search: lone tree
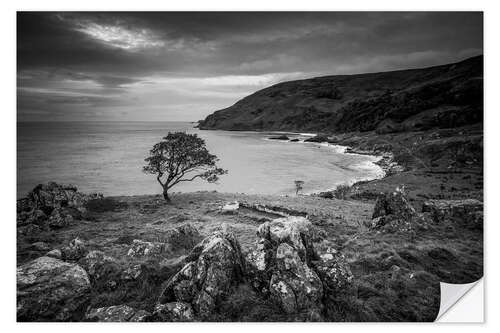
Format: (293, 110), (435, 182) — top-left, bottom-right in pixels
(143, 132), (227, 202)
(294, 180), (305, 195)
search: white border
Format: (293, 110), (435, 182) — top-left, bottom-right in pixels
(2, 1), (497, 332)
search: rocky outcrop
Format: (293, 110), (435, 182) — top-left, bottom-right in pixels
(268, 135), (290, 140)
(221, 201), (239, 214)
(61, 237), (88, 261)
(158, 228), (245, 318)
(20, 182), (102, 214)
(80, 250), (119, 282)
(269, 243), (323, 319)
(127, 239), (170, 257)
(150, 302), (194, 322)
(422, 199), (483, 230)
(372, 188), (416, 220)
(86, 305), (150, 322)
(162, 224), (202, 251)
(17, 256), (91, 321)
(304, 135), (329, 143)
(17, 182), (102, 234)
(246, 216), (352, 320)
(47, 207), (74, 228)
(368, 188), (431, 233)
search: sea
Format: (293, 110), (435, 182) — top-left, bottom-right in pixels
(17, 121), (384, 198)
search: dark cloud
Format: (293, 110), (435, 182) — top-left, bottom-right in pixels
(17, 12), (483, 121)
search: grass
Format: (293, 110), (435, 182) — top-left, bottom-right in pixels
(17, 177), (482, 321)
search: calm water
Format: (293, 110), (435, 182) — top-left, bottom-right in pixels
(17, 122), (384, 198)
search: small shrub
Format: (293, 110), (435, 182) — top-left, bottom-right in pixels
(294, 180), (305, 195)
(333, 184), (351, 200)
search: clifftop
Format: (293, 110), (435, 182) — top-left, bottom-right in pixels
(198, 55), (483, 133)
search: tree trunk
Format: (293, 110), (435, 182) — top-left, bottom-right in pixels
(163, 188), (171, 203)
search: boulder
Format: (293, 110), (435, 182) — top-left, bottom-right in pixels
(79, 250), (119, 281)
(312, 248), (353, 293)
(268, 135), (290, 140)
(158, 229), (245, 317)
(127, 239), (170, 257)
(86, 305), (136, 322)
(422, 199), (483, 230)
(18, 224), (42, 238)
(17, 256), (91, 321)
(269, 243), (323, 318)
(47, 207), (74, 228)
(86, 305), (150, 322)
(256, 216), (317, 264)
(304, 135), (329, 143)
(46, 248), (62, 259)
(129, 309), (151, 322)
(151, 302), (194, 322)
(61, 237), (87, 261)
(372, 188), (416, 220)
(31, 241), (51, 252)
(22, 209), (48, 227)
(162, 224), (202, 251)
(34, 182), (101, 210)
(246, 216), (352, 319)
(221, 201), (239, 214)
(121, 264), (143, 281)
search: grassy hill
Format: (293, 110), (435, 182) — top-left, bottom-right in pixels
(198, 56), (483, 133)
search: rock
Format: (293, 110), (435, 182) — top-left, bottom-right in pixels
(22, 209), (48, 227)
(221, 201), (239, 214)
(17, 182), (102, 236)
(368, 215), (414, 233)
(18, 224), (42, 238)
(129, 309), (151, 322)
(245, 238), (273, 292)
(21, 182), (102, 216)
(127, 239), (170, 257)
(268, 135), (290, 140)
(31, 241), (51, 252)
(256, 216), (317, 264)
(86, 305), (150, 322)
(151, 302), (194, 322)
(17, 256), (91, 321)
(121, 264), (142, 281)
(422, 199), (483, 230)
(46, 249), (62, 259)
(158, 229), (245, 317)
(79, 250), (118, 281)
(304, 135), (329, 143)
(368, 188), (421, 233)
(86, 305), (136, 322)
(162, 224), (202, 251)
(372, 188), (416, 220)
(61, 237), (87, 261)
(312, 248), (353, 293)
(17, 197), (32, 213)
(269, 243), (323, 318)
(247, 216), (352, 319)
(47, 207), (74, 228)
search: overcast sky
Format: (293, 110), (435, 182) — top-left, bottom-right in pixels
(17, 12), (483, 122)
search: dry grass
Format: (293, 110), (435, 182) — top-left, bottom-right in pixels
(17, 189), (482, 321)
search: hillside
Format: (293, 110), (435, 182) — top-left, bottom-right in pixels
(198, 56), (483, 133)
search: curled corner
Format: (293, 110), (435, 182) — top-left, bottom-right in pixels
(436, 278), (483, 322)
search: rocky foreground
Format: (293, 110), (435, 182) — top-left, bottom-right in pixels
(17, 182), (483, 322)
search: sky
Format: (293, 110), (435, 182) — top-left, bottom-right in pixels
(17, 12), (483, 122)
